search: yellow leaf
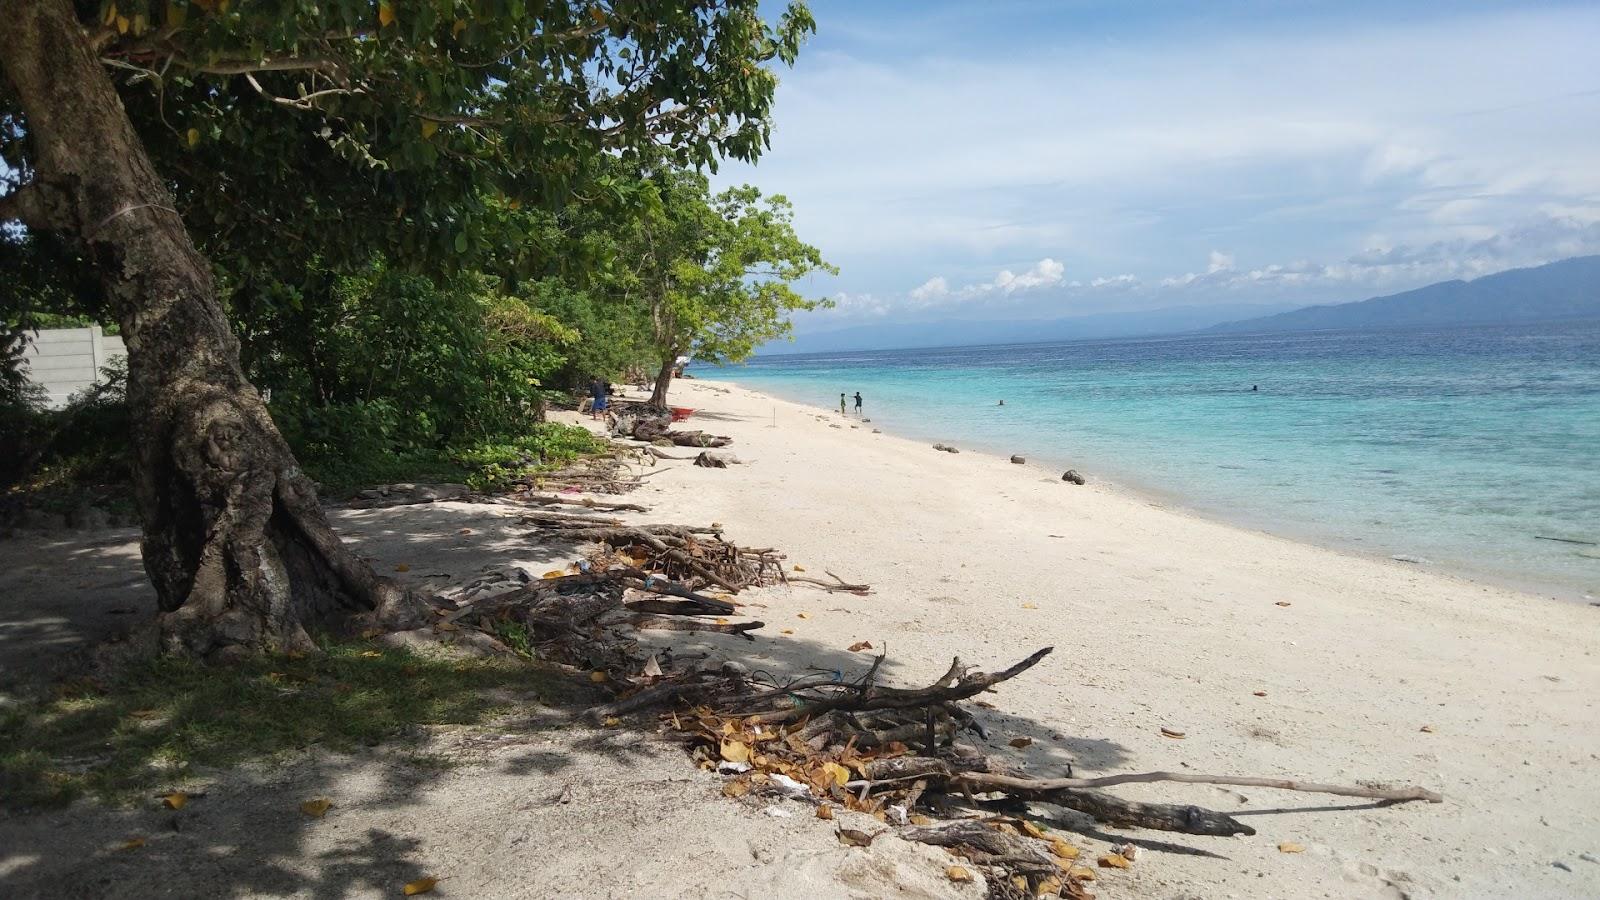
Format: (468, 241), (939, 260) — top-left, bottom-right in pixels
(716, 618), (729, 625)
(1035, 877), (1063, 896)
(1021, 601), (1039, 609)
(116, 14), (130, 34)
(720, 740), (750, 763)
(1020, 819), (1047, 839)
(165, 1), (188, 26)
(394, 563), (410, 572)
(118, 836), (146, 851)
(602, 716), (622, 727)
(792, 564), (806, 572)
(1010, 875), (1028, 893)
(377, 2), (395, 28)
(945, 865), (972, 883)
(816, 804), (833, 820)
(822, 762), (850, 788)
(104, 3), (118, 26)
(161, 792), (187, 810)
(452, 17), (466, 37)
(909, 814), (934, 826)
(781, 629), (794, 635)
(543, 570), (566, 579)
(402, 877), (437, 896)
(420, 119), (439, 139)
(1278, 841), (1306, 853)
(360, 650), (382, 658)
(1098, 852), (1131, 868)
(1068, 866), (1096, 881)
(796, 612), (810, 619)
(1050, 837), (1080, 859)
(300, 798), (332, 818)
(589, 670), (608, 683)
(722, 779), (750, 798)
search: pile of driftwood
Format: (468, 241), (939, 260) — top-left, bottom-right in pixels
(521, 511), (870, 595)
(425, 513), (1439, 898)
(608, 647), (1442, 898)
(611, 408), (733, 448)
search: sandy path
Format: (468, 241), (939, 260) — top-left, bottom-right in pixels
(614, 377), (1600, 898)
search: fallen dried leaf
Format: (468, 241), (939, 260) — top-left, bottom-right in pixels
(796, 612), (811, 619)
(909, 814), (935, 826)
(716, 618), (730, 625)
(161, 792), (188, 810)
(793, 564), (806, 572)
(1068, 866), (1096, 881)
(1009, 736), (1033, 748)
(1037, 876), (1063, 896)
(1160, 727), (1186, 739)
(359, 650), (382, 658)
(299, 798), (332, 818)
(603, 716), (622, 727)
(1253, 691), (1267, 697)
(1117, 842), (1139, 862)
(1278, 841), (1306, 853)
(641, 655), (663, 678)
(847, 640), (874, 652)
(589, 670), (608, 683)
(822, 761), (851, 788)
(1021, 602), (1039, 609)
(781, 628), (795, 635)
(1275, 600), (1291, 607)
(1098, 852), (1131, 869)
(723, 779), (751, 798)
(1010, 875), (1029, 893)
(720, 740), (751, 764)
(946, 865), (973, 883)
(1020, 819), (1047, 839)
(1420, 724), (1435, 733)
(402, 876), (438, 895)
(1051, 837), (1081, 859)
(543, 570), (566, 579)
(837, 828), (877, 847)
(394, 563), (410, 573)
(816, 804), (834, 820)
(433, 621), (459, 632)
(458, 528), (471, 534)
(118, 837), (146, 851)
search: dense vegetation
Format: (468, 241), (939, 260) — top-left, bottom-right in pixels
(2, 2), (830, 511)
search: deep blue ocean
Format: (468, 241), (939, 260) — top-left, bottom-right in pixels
(708, 320), (1600, 600)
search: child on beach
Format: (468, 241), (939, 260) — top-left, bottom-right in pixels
(840, 393), (847, 414)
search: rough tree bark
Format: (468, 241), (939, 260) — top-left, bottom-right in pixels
(0, 0), (423, 657)
(649, 356), (676, 408)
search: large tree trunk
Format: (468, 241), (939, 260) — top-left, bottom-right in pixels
(0, 0), (423, 657)
(649, 358), (676, 408)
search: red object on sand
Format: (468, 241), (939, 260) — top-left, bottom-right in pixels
(669, 406), (695, 422)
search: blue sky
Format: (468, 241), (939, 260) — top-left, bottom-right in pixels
(717, 0), (1600, 333)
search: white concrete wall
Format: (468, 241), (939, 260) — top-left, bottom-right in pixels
(18, 326), (127, 409)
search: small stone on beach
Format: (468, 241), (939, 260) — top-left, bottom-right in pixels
(1062, 470), (1085, 484)
(1010, 455), (1026, 464)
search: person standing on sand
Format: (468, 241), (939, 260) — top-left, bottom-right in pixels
(840, 393), (847, 415)
(589, 377), (609, 420)
(853, 391), (863, 416)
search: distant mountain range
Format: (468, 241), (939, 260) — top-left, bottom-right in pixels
(767, 255), (1600, 356)
(1206, 255), (1600, 334)
(766, 302), (1297, 355)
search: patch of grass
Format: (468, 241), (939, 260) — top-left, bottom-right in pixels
(0, 642), (587, 809)
(302, 423), (607, 495)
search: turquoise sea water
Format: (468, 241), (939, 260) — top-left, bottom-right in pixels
(708, 321), (1600, 600)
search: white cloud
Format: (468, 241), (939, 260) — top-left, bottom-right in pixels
(1089, 274), (1139, 289)
(1206, 251), (1235, 274)
(908, 276), (948, 302)
(991, 258), (1064, 294)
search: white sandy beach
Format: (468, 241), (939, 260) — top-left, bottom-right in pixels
(4, 376), (1597, 899)
(611, 377), (1600, 898)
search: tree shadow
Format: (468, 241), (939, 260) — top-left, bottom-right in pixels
(0, 496), (1339, 898)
